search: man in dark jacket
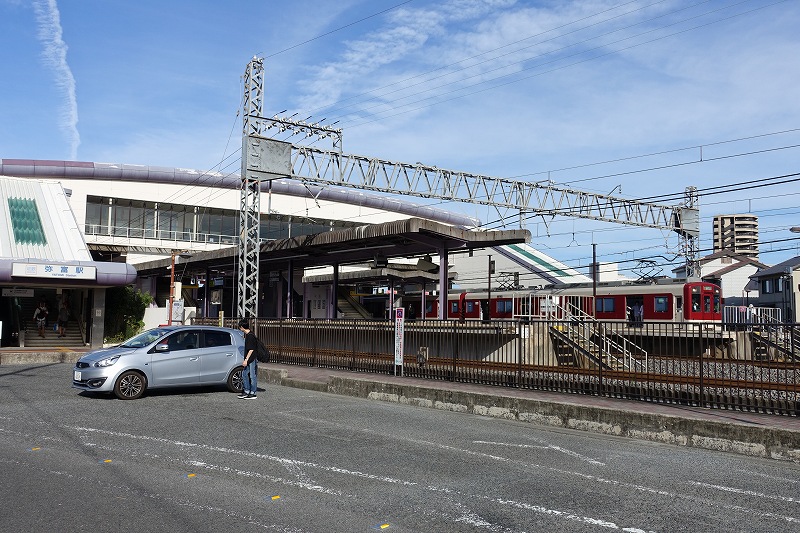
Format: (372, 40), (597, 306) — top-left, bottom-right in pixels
(237, 319), (258, 399)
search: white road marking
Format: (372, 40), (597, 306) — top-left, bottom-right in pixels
(748, 471), (800, 485)
(186, 459), (345, 496)
(436, 489), (656, 532)
(3, 420), (798, 528)
(689, 481), (800, 504)
(0, 457), (313, 532)
(68, 425), (417, 486)
(473, 439), (606, 466)
(65, 425), (656, 531)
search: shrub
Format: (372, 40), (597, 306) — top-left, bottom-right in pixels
(104, 286), (153, 343)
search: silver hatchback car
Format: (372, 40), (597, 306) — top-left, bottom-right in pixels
(72, 325), (245, 399)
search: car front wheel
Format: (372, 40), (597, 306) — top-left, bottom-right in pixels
(114, 370), (146, 400)
(226, 368), (243, 393)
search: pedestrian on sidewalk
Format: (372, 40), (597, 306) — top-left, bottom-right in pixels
(33, 300), (49, 338)
(57, 302), (70, 338)
(238, 319), (258, 399)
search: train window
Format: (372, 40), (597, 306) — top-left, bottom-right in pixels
(691, 294), (701, 312)
(676, 296), (683, 311)
(466, 302), (474, 313)
(426, 302), (433, 314)
(714, 295), (720, 313)
(495, 300), (512, 314)
(654, 296), (669, 313)
(595, 297), (615, 313)
(451, 302), (459, 314)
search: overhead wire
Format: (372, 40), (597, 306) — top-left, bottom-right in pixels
(477, 170), (800, 231)
(256, 1), (414, 60)
(521, 127), (800, 183)
(454, 234), (800, 286)
(121, 1), (796, 275)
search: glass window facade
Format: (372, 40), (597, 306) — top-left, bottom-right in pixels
(84, 196), (355, 244)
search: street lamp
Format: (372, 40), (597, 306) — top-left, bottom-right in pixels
(168, 250), (192, 325)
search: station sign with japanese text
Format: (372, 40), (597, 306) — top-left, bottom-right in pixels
(12, 263), (97, 280)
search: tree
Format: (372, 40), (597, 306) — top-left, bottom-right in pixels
(104, 286), (153, 343)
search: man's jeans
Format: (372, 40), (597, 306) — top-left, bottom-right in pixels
(243, 359), (258, 395)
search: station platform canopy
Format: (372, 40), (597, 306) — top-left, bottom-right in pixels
(134, 217), (530, 277)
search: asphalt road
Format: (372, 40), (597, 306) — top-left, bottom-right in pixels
(1, 363), (799, 533)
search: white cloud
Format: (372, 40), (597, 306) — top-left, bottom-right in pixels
(32, 0), (79, 159)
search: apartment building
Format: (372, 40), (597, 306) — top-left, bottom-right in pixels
(712, 214), (759, 259)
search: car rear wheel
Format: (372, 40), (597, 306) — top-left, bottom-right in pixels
(227, 368), (243, 393)
(114, 370), (146, 400)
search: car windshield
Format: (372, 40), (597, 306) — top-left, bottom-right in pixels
(119, 328), (171, 348)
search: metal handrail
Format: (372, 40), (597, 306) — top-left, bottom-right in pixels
(559, 301), (648, 371)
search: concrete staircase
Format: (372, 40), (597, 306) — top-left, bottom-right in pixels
(23, 319), (85, 349)
(336, 288), (373, 319)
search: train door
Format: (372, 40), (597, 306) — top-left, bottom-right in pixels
(685, 283), (721, 321)
(425, 300), (438, 319)
(626, 296), (643, 326)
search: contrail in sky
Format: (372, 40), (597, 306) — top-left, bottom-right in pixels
(33, 0), (79, 159)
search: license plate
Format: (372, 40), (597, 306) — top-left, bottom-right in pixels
(74, 371), (81, 381)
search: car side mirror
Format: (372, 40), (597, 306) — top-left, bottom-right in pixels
(155, 343), (170, 352)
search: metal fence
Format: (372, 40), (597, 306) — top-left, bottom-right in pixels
(196, 316), (800, 416)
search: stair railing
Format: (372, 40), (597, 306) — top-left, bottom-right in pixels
(559, 301), (648, 371)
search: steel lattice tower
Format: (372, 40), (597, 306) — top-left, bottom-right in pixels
(237, 57), (264, 319)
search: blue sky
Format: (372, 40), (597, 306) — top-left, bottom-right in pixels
(2, 0), (800, 277)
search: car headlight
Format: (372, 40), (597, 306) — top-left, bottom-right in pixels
(94, 356), (120, 368)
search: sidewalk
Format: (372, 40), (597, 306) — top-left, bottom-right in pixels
(257, 363), (800, 464)
(3, 349), (799, 463)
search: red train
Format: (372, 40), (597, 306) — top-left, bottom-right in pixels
(410, 280), (722, 323)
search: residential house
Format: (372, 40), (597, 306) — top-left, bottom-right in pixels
(747, 256), (800, 323)
(672, 250), (768, 307)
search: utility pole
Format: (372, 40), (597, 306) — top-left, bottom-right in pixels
(592, 242), (600, 318)
(677, 186), (700, 279)
(487, 254), (494, 322)
(168, 250), (177, 325)
(237, 57), (700, 298)
(237, 57), (264, 320)
(238, 58), (343, 320)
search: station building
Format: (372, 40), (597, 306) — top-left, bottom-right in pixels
(0, 158), (590, 346)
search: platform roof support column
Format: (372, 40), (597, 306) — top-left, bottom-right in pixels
(287, 259), (294, 319)
(90, 288), (106, 348)
(438, 247), (448, 320)
(389, 278), (395, 319)
(331, 262), (339, 319)
(421, 282), (426, 321)
(302, 282), (310, 319)
(274, 272), (283, 319)
(203, 267), (210, 319)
